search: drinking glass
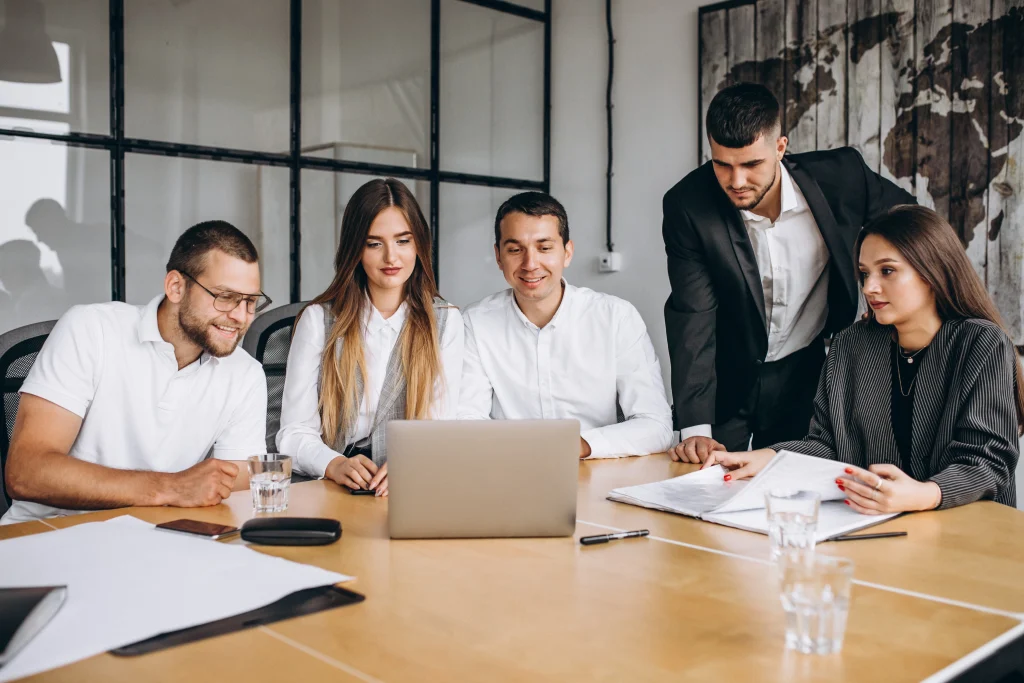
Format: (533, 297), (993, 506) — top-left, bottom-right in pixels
(765, 489), (820, 561)
(248, 454), (292, 513)
(778, 553), (855, 654)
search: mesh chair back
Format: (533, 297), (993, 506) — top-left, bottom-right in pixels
(0, 320), (57, 513)
(242, 302), (307, 452)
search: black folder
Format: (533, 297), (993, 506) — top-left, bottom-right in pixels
(111, 585), (364, 656)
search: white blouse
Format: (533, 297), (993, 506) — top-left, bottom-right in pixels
(277, 300), (465, 477)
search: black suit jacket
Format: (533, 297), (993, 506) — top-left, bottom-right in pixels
(662, 147), (916, 431)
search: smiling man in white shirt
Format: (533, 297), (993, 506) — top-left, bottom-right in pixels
(2, 221), (269, 524)
(458, 192), (674, 458)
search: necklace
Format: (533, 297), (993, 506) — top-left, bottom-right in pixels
(894, 344), (917, 397)
(898, 344), (926, 364)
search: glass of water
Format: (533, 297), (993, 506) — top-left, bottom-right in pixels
(765, 489), (820, 561)
(248, 454), (292, 513)
(778, 553), (855, 655)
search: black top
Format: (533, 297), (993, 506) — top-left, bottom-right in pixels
(890, 340), (927, 474)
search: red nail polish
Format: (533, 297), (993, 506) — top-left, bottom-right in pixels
(724, 474), (732, 481)
(835, 479), (843, 484)
(838, 485), (845, 491)
(844, 468), (853, 474)
(844, 500), (850, 505)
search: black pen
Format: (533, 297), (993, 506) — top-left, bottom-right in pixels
(832, 531), (907, 542)
(580, 529), (650, 545)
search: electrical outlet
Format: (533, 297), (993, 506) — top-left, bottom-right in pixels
(598, 252), (622, 273)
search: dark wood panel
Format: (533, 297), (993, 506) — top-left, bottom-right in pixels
(700, 9), (729, 163)
(949, 0), (992, 276)
(988, 0), (1024, 342)
(727, 3), (758, 84)
(784, 0), (819, 152)
(915, 0), (954, 218)
(880, 0), (916, 190)
(756, 0), (786, 130)
(817, 0), (849, 149)
(849, 0), (883, 171)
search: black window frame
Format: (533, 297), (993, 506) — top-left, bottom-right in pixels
(0, 0), (552, 302)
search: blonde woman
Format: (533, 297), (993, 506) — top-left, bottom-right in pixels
(278, 179), (463, 496)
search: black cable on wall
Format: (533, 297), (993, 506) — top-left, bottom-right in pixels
(605, 0), (615, 253)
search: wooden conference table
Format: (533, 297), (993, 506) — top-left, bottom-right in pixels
(5, 455), (1024, 682)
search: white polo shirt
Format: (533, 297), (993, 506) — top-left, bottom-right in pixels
(2, 296), (268, 524)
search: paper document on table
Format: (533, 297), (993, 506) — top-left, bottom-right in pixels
(606, 465), (748, 516)
(607, 451), (900, 538)
(705, 502), (899, 542)
(0, 516), (352, 682)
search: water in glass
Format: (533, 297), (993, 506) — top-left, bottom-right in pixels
(765, 489), (820, 561)
(779, 554), (854, 655)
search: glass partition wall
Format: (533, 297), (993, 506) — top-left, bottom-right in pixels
(0, 0), (550, 333)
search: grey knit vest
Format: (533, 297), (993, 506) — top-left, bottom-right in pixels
(322, 297), (450, 466)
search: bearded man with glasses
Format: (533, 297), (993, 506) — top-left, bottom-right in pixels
(2, 221), (270, 524)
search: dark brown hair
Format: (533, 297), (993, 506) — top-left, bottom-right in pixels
(705, 82), (781, 148)
(166, 220), (258, 276)
(494, 192), (570, 246)
(308, 178), (444, 441)
(857, 205), (1024, 433)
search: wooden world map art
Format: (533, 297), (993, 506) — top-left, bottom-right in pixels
(699, 0), (1024, 344)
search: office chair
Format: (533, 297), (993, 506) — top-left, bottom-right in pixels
(0, 320), (57, 514)
(242, 302), (307, 453)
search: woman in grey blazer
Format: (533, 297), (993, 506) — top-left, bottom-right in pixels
(703, 206), (1023, 512)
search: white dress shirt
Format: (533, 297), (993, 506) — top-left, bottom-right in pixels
(277, 300), (465, 477)
(458, 282), (674, 458)
(2, 296), (268, 524)
(680, 164), (830, 441)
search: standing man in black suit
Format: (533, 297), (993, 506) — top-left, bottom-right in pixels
(664, 83), (915, 462)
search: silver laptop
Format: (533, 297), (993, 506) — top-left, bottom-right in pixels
(387, 420), (580, 539)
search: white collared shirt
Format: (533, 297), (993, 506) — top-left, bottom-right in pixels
(277, 300), (465, 477)
(2, 296), (268, 524)
(680, 164), (830, 441)
(458, 282), (674, 458)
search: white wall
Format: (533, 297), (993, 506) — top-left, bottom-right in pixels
(550, 0), (704, 391)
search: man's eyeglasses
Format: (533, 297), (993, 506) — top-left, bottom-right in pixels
(180, 272), (272, 314)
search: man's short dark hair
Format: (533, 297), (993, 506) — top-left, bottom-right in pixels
(705, 82), (782, 149)
(494, 192), (570, 246)
(166, 220), (259, 277)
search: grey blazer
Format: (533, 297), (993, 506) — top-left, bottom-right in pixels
(772, 318), (1019, 509)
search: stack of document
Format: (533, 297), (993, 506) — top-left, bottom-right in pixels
(607, 450), (899, 540)
(0, 516), (351, 681)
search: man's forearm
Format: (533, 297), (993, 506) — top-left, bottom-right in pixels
(7, 449), (172, 511)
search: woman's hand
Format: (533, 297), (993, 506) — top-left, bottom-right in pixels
(325, 454), (378, 491)
(699, 448), (777, 480)
(837, 464), (941, 514)
(368, 463), (388, 497)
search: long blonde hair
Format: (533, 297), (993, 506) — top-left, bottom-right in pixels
(307, 178), (444, 442)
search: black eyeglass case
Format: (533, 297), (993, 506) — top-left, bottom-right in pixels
(240, 517), (341, 546)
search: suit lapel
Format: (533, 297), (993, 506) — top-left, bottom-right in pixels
(711, 185), (767, 330)
(785, 157), (858, 308)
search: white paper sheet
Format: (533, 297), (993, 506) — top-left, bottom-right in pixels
(606, 451), (900, 539)
(0, 516), (352, 681)
(607, 465), (750, 517)
(705, 502), (899, 542)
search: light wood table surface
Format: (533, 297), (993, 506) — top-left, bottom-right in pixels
(3, 454), (1022, 682)
(577, 455), (1024, 617)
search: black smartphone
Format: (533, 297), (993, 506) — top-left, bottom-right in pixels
(155, 519), (241, 540)
(348, 488), (375, 496)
